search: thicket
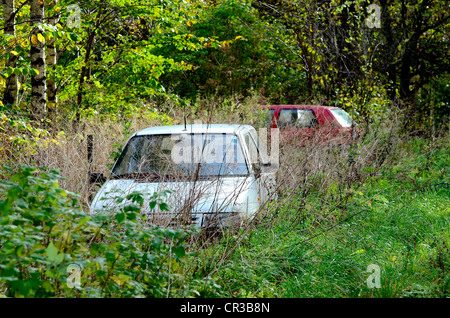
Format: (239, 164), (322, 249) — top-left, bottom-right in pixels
(0, 165), (219, 297)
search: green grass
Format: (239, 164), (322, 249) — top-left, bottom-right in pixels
(202, 137), (450, 298)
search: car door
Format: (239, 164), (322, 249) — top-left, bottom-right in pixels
(277, 108), (318, 144)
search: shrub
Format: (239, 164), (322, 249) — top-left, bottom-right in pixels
(0, 165), (215, 297)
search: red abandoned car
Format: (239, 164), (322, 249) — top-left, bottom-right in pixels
(263, 105), (359, 146)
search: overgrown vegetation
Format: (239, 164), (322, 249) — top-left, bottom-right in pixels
(1, 118), (448, 297)
(202, 135), (449, 298)
(0, 0), (449, 298)
(0, 165), (218, 297)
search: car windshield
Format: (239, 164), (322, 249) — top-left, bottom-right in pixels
(111, 133), (249, 180)
(330, 109), (354, 128)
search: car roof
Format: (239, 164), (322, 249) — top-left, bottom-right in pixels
(133, 124), (254, 137)
(264, 105), (340, 110)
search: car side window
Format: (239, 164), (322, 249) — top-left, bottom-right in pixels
(277, 109), (293, 127)
(278, 109), (318, 128)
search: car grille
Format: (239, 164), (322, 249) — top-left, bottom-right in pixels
(149, 212), (198, 227)
(147, 212), (240, 228)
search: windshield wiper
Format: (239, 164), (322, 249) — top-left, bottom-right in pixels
(111, 172), (161, 181)
(111, 172), (190, 182)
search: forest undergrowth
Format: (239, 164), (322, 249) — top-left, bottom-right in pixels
(1, 101), (448, 297)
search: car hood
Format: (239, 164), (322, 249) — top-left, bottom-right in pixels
(90, 176), (259, 226)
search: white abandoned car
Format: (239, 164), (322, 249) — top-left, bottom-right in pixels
(89, 124), (277, 228)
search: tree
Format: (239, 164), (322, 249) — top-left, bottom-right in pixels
(30, 0), (47, 123)
(378, 0), (450, 103)
(46, 0), (60, 120)
(156, 0), (308, 104)
(2, 0), (18, 107)
(253, 0), (449, 127)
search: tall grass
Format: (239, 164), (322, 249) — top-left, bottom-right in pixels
(1, 110), (174, 209)
(193, 132), (449, 297)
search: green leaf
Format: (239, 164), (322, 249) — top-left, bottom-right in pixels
(159, 202), (170, 211)
(45, 242), (58, 261)
(173, 246), (185, 258)
(4, 66), (14, 77)
(126, 212), (136, 221)
(115, 212), (125, 223)
(105, 250), (117, 262)
(78, 215), (90, 226)
(55, 253), (64, 264)
(68, 33), (78, 41)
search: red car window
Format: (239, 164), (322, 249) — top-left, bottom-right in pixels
(330, 109), (354, 127)
(277, 109), (318, 128)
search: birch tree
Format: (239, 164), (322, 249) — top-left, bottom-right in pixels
(46, 0), (60, 120)
(30, 0), (47, 123)
(2, 0), (19, 107)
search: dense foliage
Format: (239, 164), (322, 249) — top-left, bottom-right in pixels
(0, 166), (216, 297)
(1, 0), (448, 128)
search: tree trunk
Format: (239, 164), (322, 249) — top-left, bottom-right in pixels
(46, 0), (60, 122)
(30, 0), (47, 123)
(2, 0), (19, 107)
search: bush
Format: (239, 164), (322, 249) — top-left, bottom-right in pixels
(0, 165), (215, 297)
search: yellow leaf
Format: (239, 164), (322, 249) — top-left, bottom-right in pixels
(10, 51), (19, 56)
(37, 33), (45, 43)
(31, 34), (38, 45)
(55, 6), (61, 13)
(187, 20), (193, 27)
(111, 275), (130, 286)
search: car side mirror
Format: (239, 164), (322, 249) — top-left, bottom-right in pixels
(89, 172), (106, 184)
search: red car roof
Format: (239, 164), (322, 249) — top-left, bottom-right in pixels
(263, 105), (340, 110)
